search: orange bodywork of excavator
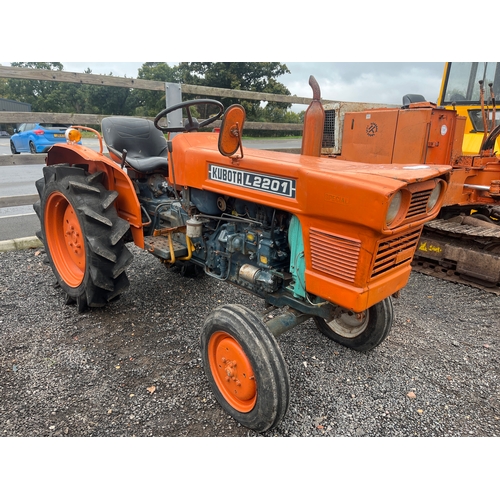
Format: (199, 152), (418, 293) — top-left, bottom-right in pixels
(322, 65), (500, 292)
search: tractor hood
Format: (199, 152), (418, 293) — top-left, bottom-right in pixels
(172, 132), (451, 188)
(249, 147), (452, 185)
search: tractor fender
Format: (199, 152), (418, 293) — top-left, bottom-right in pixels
(46, 143), (144, 248)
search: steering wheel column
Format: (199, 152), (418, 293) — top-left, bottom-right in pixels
(154, 99), (224, 133)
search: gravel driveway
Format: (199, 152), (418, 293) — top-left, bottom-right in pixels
(1, 245), (499, 437)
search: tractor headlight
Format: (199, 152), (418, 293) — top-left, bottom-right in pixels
(427, 182), (442, 212)
(386, 191), (402, 226)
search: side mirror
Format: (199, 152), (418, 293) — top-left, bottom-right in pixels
(218, 104), (245, 158)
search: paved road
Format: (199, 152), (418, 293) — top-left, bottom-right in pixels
(0, 138), (302, 241)
(0, 211), (39, 241)
(0, 162), (43, 240)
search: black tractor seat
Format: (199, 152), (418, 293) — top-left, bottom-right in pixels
(101, 116), (169, 174)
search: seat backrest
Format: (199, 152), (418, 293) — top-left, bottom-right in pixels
(102, 116), (168, 159)
(402, 94), (427, 108)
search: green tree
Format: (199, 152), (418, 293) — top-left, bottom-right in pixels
(3, 62), (139, 119)
(84, 71), (136, 116)
(176, 62), (291, 120)
(5, 62), (67, 112)
(1, 61), (304, 136)
(134, 62), (179, 116)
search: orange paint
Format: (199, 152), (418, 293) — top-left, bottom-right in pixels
(45, 191), (86, 288)
(46, 143), (144, 248)
(208, 331), (256, 413)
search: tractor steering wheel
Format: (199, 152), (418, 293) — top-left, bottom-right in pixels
(154, 99), (224, 133)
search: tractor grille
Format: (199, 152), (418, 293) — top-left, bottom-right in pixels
(405, 189), (433, 221)
(371, 227), (422, 278)
(310, 228), (361, 283)
(322, 109), (336, 148)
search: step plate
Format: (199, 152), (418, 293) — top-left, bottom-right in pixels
(144, 236), (188, 261)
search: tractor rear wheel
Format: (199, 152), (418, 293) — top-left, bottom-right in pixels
(201, 304), (290, 433)
(314, 297), (393, 351)
(34, 164), (133, 312)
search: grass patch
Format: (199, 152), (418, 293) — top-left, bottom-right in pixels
(242, 135), (302, 141)
(80, 130), (100, 138)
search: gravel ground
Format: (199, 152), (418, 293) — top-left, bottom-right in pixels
(1, 244), (499, 438)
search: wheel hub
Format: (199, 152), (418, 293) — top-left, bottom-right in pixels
(327, 308), (369, 338)
(45, 192), (86, 288)
(64, 215), (84, 258)
(209, 332), (256, 413)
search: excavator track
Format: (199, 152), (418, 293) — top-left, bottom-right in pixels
(413, 217), (500, 295)
(424, 218), (500, 239)
(411, 260), (500, 295)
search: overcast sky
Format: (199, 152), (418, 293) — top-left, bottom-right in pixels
(58, 62), (447, 106)
(1, 61), (446, 110)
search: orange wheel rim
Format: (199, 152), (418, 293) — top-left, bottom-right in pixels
(208, 331), (257, 413)
(45, 192), (86, 288)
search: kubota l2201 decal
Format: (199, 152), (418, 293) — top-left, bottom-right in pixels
(208, 164), (296, 198)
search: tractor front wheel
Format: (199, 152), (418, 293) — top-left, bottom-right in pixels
(314, 297), (394, 351)
(201, 304), (290, 433)
(34, 164), (133, 311)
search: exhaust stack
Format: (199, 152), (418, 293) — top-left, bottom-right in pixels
(301, 75), (325, 157)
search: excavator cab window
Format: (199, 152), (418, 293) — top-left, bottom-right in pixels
(442, 62), (500, 104)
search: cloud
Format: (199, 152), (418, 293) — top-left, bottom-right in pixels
(282, 62), (445, 107)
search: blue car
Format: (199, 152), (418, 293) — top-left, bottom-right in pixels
(10, 123), (80, 154)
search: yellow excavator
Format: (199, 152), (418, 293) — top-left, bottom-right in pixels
(438, 62), (499, 155)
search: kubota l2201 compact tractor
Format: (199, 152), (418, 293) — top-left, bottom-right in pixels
(34, 76), (451, 432)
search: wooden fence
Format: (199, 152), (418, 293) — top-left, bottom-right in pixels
(0, 65), (391, 167)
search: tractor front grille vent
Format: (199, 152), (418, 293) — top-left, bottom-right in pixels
(322, 109), (336, 149)
(371, 228), (422, 278)
(310, 228), (361, 283)
(405, 189), (433, 221)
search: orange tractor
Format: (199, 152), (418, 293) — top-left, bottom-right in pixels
(34, 76), (450, 432)
(321, 65), (500, 291)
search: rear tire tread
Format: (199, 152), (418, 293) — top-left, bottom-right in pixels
(35, 163), (132, 310)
